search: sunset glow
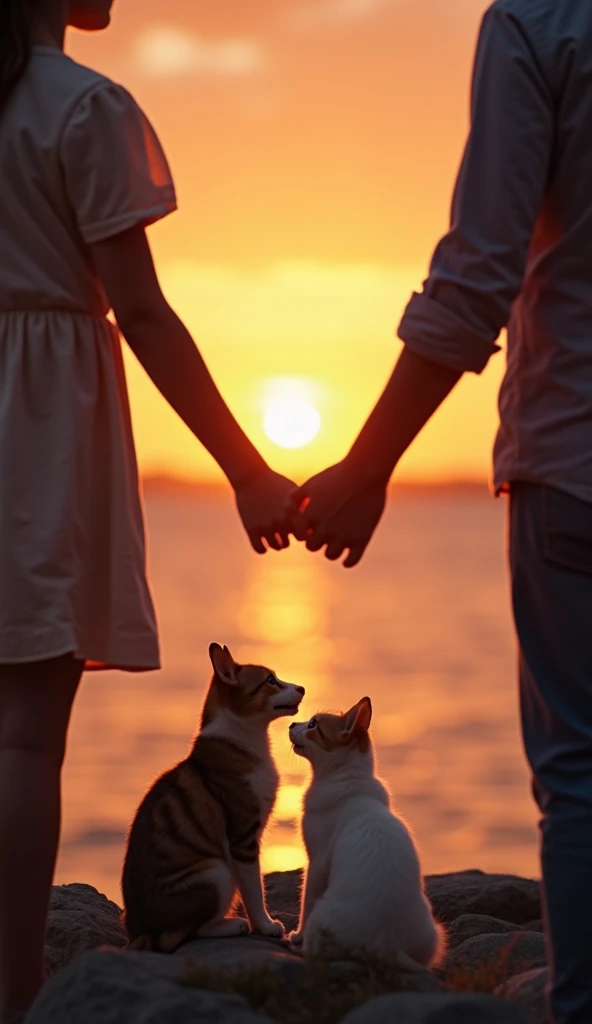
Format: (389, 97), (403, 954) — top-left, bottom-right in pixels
(68, 0), (496, 485)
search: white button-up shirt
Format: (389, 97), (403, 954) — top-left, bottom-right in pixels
(398, 0), (592, 501)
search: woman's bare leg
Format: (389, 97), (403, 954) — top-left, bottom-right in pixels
(0, 655), (83, 1022)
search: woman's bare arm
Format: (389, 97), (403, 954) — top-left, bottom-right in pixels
(92, 225), (296, 552)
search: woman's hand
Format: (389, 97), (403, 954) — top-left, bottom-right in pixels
(289, 462), (387, 568)
(235, 469), (299, 553)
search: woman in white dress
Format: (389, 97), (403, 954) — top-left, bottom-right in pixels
(0, 1), (298, 1019)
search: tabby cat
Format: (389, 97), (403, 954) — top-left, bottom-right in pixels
(122, 643), (305, 952)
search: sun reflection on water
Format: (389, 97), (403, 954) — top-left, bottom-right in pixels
(235, 542), (334, 874)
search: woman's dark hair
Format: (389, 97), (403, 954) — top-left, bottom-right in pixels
(0, 0), (32, 115)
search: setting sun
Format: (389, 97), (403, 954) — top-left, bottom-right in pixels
(263, 382), (322, 450)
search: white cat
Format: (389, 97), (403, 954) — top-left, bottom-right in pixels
(288, 697), (445, 968)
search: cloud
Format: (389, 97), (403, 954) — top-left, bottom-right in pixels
(289, 0), (400, 28)
(289, 0), (484, 28)
(132, 25), (266, 79)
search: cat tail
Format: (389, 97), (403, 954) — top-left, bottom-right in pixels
(396, 921), (448, 973)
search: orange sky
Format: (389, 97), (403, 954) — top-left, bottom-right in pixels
(68, 0), (503, 484)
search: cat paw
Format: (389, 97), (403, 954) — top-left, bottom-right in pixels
(253, 917), (285, 938)
(288, 931), (303, 946)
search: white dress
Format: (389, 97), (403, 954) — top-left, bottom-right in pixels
(0, 47), (177, 670)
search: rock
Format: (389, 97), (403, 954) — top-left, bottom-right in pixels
(43, 872), (543, 977)
(447, 915), (519, 948)
(45, 877), (304, 978)
(26, 950), (273, 1024)
(395, 970), (443, 995)
(45, 884), (127, 976)
(38, 871), (546, 1013)
(497, 967), (550, 1024)
(176, 934), (441, 994)
(445, 932), (547, 979)
(176, 933), (304, 986)
(327, 959), (442, 994)
(425, 871), (541, 926)
(340, 992), (534, 1023)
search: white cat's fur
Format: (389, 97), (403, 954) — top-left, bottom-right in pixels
(289, 697), (445, 967)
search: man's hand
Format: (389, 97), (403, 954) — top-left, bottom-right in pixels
(289, 462), (387, 568)
(235, 469), (299, 554)
(286, 348), (463, 566)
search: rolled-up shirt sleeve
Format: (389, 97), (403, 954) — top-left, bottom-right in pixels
(398, 4), (554, 374)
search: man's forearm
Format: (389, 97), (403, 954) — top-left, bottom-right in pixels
(123, 304), (268, 490)
(345, 346), (462, 486)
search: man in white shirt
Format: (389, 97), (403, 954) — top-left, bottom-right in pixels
(291, 2), (592, 1021)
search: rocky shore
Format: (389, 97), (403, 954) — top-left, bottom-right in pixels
(26, 870), (549, 1023)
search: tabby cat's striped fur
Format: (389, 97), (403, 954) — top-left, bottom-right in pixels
(122, 643), (305, 952)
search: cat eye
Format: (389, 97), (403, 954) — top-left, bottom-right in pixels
(307, 718), (318, 730)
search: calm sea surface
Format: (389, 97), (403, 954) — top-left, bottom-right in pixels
(55, 489), (540, 904)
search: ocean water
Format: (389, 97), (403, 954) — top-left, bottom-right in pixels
(55, 489), (539, 905)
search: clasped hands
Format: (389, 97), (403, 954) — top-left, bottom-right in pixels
(234, 460), (388, 569)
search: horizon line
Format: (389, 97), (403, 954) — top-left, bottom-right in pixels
(141, 472), (492, 495)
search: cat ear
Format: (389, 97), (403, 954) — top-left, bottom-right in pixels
(209, 643), (239, 686)
(341, 697), (372, 738)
